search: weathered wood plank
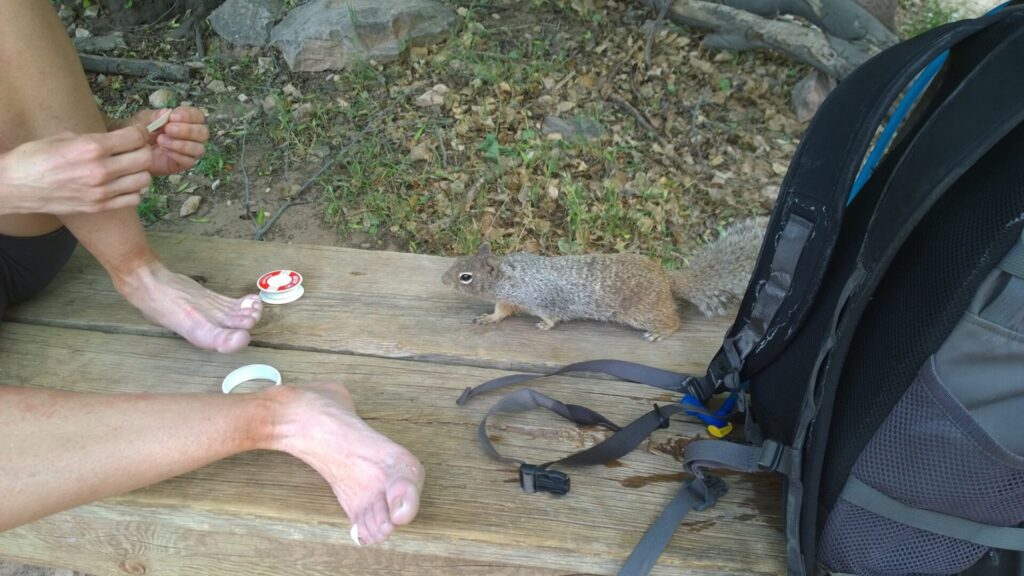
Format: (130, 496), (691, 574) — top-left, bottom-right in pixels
(0, 324), (783, 575)
(5, 234), (733, 375)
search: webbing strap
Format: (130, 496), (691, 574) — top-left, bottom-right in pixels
(617, 476), (728, 576)
(476, 388), (621, 465)
(681, 439), (796, 477)
(981, 277), (1024, 333)
(841, 477), (1024, 551)
(998, 231), (1024, 278)
(457, 359), (693, 406)
(477, 391), (700, 468)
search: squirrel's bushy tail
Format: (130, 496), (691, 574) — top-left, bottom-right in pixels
(671, 216), (769, 317)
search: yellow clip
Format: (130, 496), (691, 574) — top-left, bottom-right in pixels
(707, 422), (733, 438)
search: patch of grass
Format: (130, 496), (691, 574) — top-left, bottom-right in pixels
(193, 144), (226, 178)
(899, 0), (958, 38)
(137, 184), (167, 226)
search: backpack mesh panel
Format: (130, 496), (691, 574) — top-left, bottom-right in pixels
(820, 359), (1024, 574)
(821, 500), (988, 576)
(819, 120), (1024, 521)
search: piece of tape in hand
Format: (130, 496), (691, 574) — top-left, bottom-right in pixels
(146, 110), (172, 133)
(222, 364), (283, 394)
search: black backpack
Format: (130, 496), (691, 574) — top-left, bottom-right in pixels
(457, 5), (1024, 575)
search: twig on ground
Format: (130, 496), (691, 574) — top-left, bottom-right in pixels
(79, 55), (190, 81)
(609, 94), (665, 145)
(194, 25), (206, 60)
(608, 94), (702, 175)
(437, 129), (448, 169)
(464, 176), (487, 211)
(240, 130), (254, 226)
(644, 0), (671, 70)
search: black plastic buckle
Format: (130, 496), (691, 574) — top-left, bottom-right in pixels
(691, 475), (727, 512)
(653, 404), (672, 429)
(519, 464), (570, 495)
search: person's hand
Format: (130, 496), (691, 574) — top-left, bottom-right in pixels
(0, 127), (153, 216)
(125, 107), (209, 176)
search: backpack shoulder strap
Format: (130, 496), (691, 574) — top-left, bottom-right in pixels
(692, 8), (1024, 402)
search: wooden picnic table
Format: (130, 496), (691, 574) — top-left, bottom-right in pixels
(0, 234), (784, 575)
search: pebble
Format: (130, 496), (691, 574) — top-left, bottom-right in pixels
(148, 89), (176, 109)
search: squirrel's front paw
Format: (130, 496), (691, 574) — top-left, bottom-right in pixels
(534, 319), (557, 331)
(474, 313), (500, 325)
(642, 331), (664, 342)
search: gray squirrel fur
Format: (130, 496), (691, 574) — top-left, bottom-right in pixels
(442, 217), (769, 341)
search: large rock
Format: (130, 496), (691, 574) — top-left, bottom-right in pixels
(211, 0), (284, 47)
(790, 69), (836, 124)
(270, 0), (457, 72)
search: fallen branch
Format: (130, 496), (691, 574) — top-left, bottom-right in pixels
(79, 54), (190, 81)
(637, 0), (889, 79)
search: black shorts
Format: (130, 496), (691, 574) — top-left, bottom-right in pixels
(0, 227), (78, 314)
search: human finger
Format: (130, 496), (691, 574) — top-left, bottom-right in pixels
(163, 122), (210, 144)
(101, 147), (154, 180)
(96, 171), (152, 200)
(169, 107), (206, 125)
(94, 189), (143, 213)
(156, 134), (206, 159)
(95, 125), (151, 155)
(160, 149), (198, 170)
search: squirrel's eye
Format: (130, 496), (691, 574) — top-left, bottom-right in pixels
(459, 272), (473, 284)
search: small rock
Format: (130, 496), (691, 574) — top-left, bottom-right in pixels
(257, 57), (274, 73)
(179, 195), (202, 218)
(791, 69), (836, 123)
(771, 161), (789, 176)
(57, 4), (75, 25)
(73, 35), (126, 52)
(210, 0), (284, 47)
(83, 4), (99, 18)
(415, 84), (449, 107)
(262, 94), (280, 114)
(207, 79), (228, 94)
(211, 179), (222, 192)
(309, 144), (330, 159)
(282, 83), (301, 98)
(541, 116), (604, 142)
(760, 184), (780, 207)
(546, 182), (559, 200)
(237, 94), (249, 103)
(168, 175), (183, 186)
(294, 102), (315, 121)
(148, 89), (176, 109)
(74, 27), (92, 38)
(409, 142), (432, 162)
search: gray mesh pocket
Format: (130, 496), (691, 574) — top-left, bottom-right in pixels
(820, 358), (1024, 575)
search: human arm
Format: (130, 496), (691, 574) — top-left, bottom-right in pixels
(0, 126), (153, 216)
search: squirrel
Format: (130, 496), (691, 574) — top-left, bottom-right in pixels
(441, 216), (768, 341)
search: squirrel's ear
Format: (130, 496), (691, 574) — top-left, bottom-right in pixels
(484, 256), (502, 279)
(477, 242), (492, 257)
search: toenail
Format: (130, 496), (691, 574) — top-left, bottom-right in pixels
(241, 298), (255, 309)
(350, 524), (361, 546)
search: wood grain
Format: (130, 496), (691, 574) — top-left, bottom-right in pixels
(0, 324), (784, 576)
(5, 234), (734, 375)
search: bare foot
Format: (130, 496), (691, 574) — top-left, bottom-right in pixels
(115, 261), (263, 353)
(272, 384), (425, 545)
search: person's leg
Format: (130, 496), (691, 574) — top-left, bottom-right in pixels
(0, 0), (261, 353)
(0, 383), (424, 545)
